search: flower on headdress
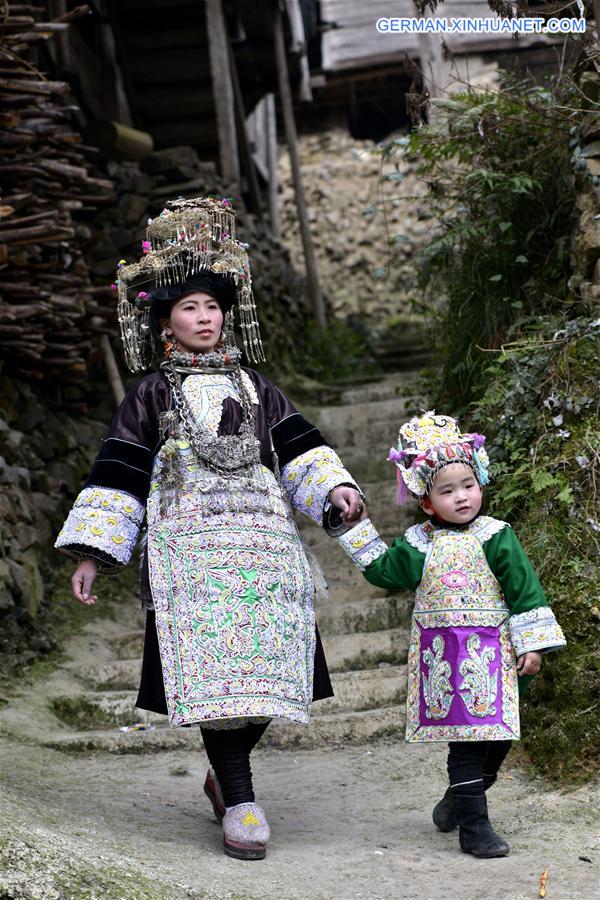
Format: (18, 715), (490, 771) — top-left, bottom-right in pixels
(387, 447), (407, 464)
(221, 231), (230, 241)
(221, 198), (232, 207)
(110, 283), (117, 291)
(118, 259), (126, 266)
(137, 291), (148, 300)
(141, 241), (151, 254)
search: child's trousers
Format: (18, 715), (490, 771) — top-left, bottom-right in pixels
(201, 721), (270, 807)
(447, 740), (513, 795)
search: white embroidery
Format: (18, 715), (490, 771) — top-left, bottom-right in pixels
(181, 371), (259, 434)
(337, 519), (388, 571)
(405, 523), (430, 554)
(55, 486), (145, 568)
(469, 516), (509, 543)
(281, 446), (360, 524)
(509, 607), (566, 657)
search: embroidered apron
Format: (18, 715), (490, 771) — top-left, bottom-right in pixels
(406, 529), (520, 742)
(146, 373), (316, 728)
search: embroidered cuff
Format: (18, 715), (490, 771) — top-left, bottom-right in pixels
(55, 486), (145, 570)
(281, 446), (360, 525)
(337, 519), (388, 571)
(509, 607), (567, 657)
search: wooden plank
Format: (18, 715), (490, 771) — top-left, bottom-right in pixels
(274, 4), (325, 328)
(205, 0), (239, 185)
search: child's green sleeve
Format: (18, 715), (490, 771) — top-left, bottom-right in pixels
(337, 519), (424, 591)
(485, 524), (566, 656)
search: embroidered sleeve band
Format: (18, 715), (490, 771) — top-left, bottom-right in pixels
(509, 606), (567, 657)
(271, 413), (328, 468)
(281, 446), (360, 524)
(85, 437), (153, 503)
(337, 519), (388, 571)
(55, 486), (145, 570)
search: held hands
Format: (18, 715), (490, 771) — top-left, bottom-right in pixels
(329, 486), (368, 524)
(516, 651), (542, 676)
(72, 559), (98, 606)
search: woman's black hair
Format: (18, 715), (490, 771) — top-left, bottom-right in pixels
(147, 270), (236, 339)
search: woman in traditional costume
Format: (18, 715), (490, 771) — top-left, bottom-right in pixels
(337, 412), (566, 858)
(55, 197), (364, 860)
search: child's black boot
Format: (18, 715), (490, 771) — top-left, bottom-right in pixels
(432, 787), (457, 832)
(454, 793), (510, 858)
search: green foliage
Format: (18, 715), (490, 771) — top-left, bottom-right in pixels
(383, 74), (581, 410)
(284, 317), (378, 384)
(472, 318), (600, 780)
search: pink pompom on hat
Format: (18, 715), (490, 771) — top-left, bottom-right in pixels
(387, 411), (490, 505)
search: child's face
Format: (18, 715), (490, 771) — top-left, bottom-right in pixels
(419, 463), (483, 524)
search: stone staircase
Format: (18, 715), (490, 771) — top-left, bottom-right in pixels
(44, 374), (417, 756)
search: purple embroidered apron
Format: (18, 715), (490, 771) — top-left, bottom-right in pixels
(406, 529), (520, 742)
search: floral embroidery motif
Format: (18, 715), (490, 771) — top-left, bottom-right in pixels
(181, 371), (258, 435)
(337, 519), (387, 571)
(441, 570), (469, 589)
(148, 463), (316, 728)
(281, 446), (360, 524)
(422, 634), (454, 719)
(406, 526), (520, 742)
(509, 607), (566, 656)
(55, 486), (144, 568)
(459, 634), (498, 718)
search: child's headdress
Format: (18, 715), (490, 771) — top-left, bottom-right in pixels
(388, 411), (490, 505)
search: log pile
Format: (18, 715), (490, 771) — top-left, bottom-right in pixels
(0, 2), (115, 384)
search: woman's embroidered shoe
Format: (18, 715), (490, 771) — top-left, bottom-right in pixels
(222, 802), (270, 860)
(432, 787), (458, 832)
(203, 768), (225, 821)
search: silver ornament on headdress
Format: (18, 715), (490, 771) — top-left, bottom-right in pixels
(115, 196), (265, 373)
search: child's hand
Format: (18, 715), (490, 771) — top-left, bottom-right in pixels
(516, 651), (542, 675)
(72, 559), (98, 605)
(329, 486), (364, 523)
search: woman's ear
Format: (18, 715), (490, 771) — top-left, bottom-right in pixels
(159, 317), (172, 336)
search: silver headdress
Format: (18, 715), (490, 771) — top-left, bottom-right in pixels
(115, 196), (265, 372)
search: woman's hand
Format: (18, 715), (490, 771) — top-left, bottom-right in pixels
(72, 559), (99, 605)
(329, 486), (367, 524)
(516, 651), (542, 676)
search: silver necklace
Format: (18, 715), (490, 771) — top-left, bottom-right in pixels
(160, 362), (261, 476)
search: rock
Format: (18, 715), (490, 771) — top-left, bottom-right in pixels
(8, 550), (43, 619)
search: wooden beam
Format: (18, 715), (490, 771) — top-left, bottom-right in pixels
(205, 0), (240, 187)
(265, 93), (281, 241)
(228, 40), (263, 217)
(273, 2), (325, 328)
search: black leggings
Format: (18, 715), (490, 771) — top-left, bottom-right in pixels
(201, 721), (270, 808)
(447, 740), (512, 795)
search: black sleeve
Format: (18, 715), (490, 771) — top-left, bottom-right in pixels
(85, 373), (168, 504)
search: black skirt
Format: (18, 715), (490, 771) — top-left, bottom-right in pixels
(136, 610), (334, 716)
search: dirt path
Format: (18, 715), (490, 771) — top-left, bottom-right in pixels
(1, 729), (598, 900)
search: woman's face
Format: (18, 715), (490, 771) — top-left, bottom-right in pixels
(163, 291), (224, 354)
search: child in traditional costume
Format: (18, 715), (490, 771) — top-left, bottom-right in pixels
(55, 197), (366, 861)
(337, 412), (566, 858)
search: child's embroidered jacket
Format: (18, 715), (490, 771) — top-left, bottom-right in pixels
(339, 515), (566, 743)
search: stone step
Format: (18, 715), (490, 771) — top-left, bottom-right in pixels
(43, 704), (406, 755)
(51, 664), (407, 731)
(315, 590), (411, 635)
(322, 627), (409, 672)
(77, 657), (143, 691)
(337, 376), (411, 406)
(305, 398), (407, 450)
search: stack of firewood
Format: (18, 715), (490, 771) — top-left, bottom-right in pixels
(0, 2), (115, 384)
